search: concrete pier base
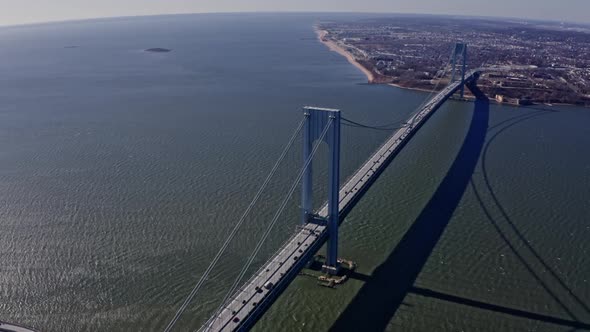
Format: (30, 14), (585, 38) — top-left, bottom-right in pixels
(321, 263), (341, 275)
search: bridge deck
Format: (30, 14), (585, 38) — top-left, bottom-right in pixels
(200, 73), (477, 332)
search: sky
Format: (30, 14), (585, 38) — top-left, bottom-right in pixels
(1, 0), (589, 27)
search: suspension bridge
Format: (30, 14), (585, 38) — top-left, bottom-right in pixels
(164, 43), (483, 332)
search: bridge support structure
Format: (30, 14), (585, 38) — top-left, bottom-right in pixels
(302, 106), (341, 275)
(450, 42), (468, 98)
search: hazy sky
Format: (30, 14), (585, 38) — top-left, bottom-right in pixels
(1, 0), (588, 26)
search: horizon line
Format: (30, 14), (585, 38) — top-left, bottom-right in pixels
(0, 10), (588, 30)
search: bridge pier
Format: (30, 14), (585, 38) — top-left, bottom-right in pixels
(302, 106), (341, 275)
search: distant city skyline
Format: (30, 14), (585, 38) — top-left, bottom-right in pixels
(0, 0), (588, 27)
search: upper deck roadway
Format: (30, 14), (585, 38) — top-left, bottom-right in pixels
(200, 71), (479, 332)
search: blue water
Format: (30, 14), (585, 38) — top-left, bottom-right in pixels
(0, 13), (589, 332)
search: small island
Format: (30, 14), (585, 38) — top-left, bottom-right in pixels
(144, 48), (172, 53)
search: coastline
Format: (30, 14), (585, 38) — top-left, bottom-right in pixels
(315, 27), (583, 108)
(315, 28), (375, 83)
(387, 82), (435, 93)
(315, 27), (444, 94)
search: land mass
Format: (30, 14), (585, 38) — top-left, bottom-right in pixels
(144, 48), (172, 53)
(318, 16), (590, 106)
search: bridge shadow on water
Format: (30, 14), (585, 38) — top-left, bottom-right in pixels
(329, 95), (491, 331)
(330, 99), (590, 331)
(470, 106), (590, 324)
(410, 286), (590, 330)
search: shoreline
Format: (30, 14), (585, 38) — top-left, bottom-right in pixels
(315, 28), (376, 83)
(387, 82), (435, 93)
(315, 27), (584, 108)
(315, 27), (447, 94)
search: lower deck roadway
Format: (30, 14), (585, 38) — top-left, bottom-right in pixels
(200, 73), (478, 332)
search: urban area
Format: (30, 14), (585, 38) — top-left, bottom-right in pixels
(319, 16), (590, 106)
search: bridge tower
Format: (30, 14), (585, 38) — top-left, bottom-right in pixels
(450, 42), (468, 98)
(302, 106), (341, 275)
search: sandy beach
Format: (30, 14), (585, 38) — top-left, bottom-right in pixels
(315, 28), (375, 83)
(387, 82), (435, 93)
(316, 27), (443, 93)
(316, 28), (545, 106)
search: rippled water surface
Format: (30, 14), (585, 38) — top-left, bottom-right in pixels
(0, 13), (589, 332)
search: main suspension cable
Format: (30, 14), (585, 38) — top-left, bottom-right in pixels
(206, 119), (334, 330)
(407, 62), (452, 127)
(340, 116), (403, 130)
(163, 118), (306, 332)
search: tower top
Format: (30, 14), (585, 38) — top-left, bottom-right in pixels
(304, 106), (340, 113)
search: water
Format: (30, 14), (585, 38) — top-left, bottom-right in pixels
(0, 13), (589, 332)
